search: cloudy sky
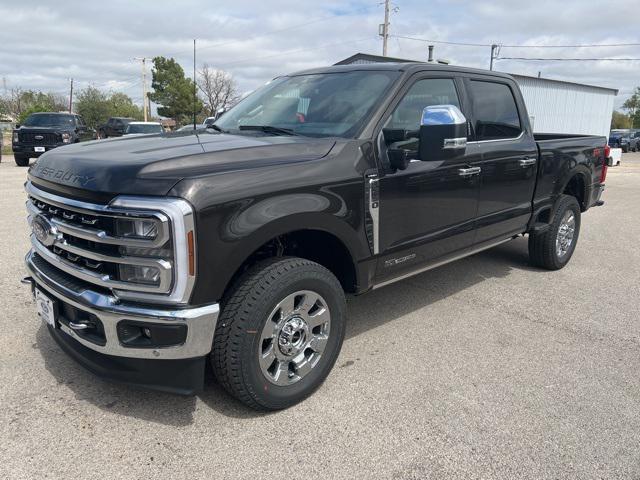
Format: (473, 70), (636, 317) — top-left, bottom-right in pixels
(1, 0), (638, 110)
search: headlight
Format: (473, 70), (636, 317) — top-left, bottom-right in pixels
(62, 133), (71, 143)
(116, 218), (159, 239)
(12, 132), (18, 142)
(118, 265), (161, 286)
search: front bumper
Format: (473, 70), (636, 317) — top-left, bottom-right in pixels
(25, 250), (219, 393)
(13, 143), (64, 156)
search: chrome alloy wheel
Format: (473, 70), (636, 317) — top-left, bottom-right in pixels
(259, 290), (331, 386)
(556, 210), (576, 258)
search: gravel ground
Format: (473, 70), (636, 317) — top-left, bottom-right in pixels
(1, 153), (639, 479)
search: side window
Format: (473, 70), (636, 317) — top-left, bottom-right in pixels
(387, 78), (460, 131)
(469, 80), (521, 140)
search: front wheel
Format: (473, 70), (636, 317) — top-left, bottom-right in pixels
(14, 155), (30, 167)
(528, 195), (581, 270)
(212, 257), (346, 410)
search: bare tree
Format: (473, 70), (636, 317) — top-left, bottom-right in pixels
(197, 64), (240, 117)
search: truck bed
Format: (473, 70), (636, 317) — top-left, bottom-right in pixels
(532, 133), (607, 218)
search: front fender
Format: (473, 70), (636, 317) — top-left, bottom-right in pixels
(188, 187), (368, 305)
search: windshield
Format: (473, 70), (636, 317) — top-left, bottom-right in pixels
(23, 114), (75, 127)
(216, 71), (400, 138)
(126, 124), (163, 134)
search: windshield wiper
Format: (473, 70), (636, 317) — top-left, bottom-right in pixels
(238, 125), (300, 136)
(205, 124), (229, 133)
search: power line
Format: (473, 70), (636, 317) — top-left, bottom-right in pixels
(392, 34), (640, 49)
(497, 57), (640, 61)
(160, 4), (380, 59)
(501, 42), (640, 48)
(389, 34), (490, 47)
(214, 36), (376, 67)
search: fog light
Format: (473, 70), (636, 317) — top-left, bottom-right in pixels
(117, 321), (187, 348)
(118, 264), (161, 285)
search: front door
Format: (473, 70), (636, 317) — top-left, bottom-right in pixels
(374, 75), (481, 283)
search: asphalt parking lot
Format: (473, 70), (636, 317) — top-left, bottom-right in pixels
(1, 153), (639, 479)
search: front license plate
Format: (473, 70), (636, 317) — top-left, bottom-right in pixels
(34, 146), (45, 152)
(35, 288), (56, 326)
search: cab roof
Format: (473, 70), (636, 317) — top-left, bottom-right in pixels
(288, 61), (514, 81)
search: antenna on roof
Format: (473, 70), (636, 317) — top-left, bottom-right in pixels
(193, 39), (197, 131)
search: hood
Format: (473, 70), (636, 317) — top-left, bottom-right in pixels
(18, 126), (75, 133)
(29, 131), (335, 198)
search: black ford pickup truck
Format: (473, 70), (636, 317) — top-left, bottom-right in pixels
(13, 112), (94, 166)
(23, 63), (607, 410)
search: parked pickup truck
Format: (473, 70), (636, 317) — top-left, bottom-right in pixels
(12, 112), (94, 166)
(23, 63), (607, 410)
(96, 117), (134, 139)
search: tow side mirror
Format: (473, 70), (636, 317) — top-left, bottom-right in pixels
(215, 107), (226, 121)
(418, 105), (467, 161)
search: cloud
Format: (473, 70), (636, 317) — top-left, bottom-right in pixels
(0, 0), (636, 110)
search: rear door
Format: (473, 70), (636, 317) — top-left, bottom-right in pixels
(374, 74), (482, 282)
(465, 78), (538, 244)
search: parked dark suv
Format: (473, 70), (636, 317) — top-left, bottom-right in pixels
(608, 130), (635, 152)
(97, 117), (134, 138)
(12, 112), (94, 166)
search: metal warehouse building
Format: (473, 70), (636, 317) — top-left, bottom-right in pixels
(512, 75), (617, 137)
(336, 53), (618, 137)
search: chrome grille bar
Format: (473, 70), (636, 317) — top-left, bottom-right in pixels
(25, 181), (196, 305)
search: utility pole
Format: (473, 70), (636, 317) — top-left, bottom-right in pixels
(68, 78), (73, 113)
(381, 0), (390, 56)
(134, 57), (149, 121)
(489, 44), (498, 71)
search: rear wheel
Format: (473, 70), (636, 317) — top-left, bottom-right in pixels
(528, 195), (581, 270)
(211, 257), (346, 410)
(14, 155), (30, 167)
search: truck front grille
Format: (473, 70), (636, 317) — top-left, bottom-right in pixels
(19, 132), (60, 144)
(26, 181), (196, 305)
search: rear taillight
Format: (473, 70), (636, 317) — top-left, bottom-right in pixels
(601, 145), (609, 183)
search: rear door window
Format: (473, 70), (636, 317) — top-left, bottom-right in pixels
(469, 80), (521, 140)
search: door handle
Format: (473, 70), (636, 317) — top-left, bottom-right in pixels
(519, 157), (537, 167)
(458, 166), (481, 177)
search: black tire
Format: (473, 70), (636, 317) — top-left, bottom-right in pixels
(212, 257), (346, 410)
(14, 155), (30, 167)
(528, 195), (581, 270)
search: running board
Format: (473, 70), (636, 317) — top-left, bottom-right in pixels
(372, 237), (515, 290)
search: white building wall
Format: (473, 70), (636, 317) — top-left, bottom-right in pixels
(513, 76), (616, 137)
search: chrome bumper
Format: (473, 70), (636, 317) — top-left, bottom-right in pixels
(25, 250), (219, 360)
